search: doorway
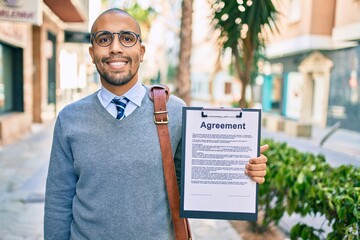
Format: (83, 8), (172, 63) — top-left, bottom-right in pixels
(311, 74), (326, 125)
(47, 32), (56, 106)
(298, 52), (333, 127)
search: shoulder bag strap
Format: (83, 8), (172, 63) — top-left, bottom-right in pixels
(149, 85), (192, 240)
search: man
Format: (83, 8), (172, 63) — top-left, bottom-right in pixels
(44, 8), (268, 239)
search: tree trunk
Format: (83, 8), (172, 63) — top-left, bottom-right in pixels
(209, 48), (222, 106)
(232, 37), (254, 108)
(231, 44), (247, 108)
(175, 0), (193, 106)
(243, 36), (255, 108)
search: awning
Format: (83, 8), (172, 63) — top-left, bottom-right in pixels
(44, 0), (86, 22)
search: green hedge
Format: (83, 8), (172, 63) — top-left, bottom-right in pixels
(256, 139), (360, 239)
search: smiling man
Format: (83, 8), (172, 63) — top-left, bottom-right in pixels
(89, 9), (145, 95)
(43, 8), (268, 240)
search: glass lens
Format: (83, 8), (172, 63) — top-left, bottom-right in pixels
(94, 31), (113, 47)
(119, 32), (137, 47)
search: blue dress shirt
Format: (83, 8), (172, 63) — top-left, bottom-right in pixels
(97, 81), (146, 119)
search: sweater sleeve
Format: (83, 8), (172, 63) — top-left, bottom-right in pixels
(44, 117), (78, 239)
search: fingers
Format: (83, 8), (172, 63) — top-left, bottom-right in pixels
(248, 144), (268, 164)
(260, 144), (269, 154)
(245, 163), (266, 176)
(246, 163), (267, 172)
(249, 153), (268, 164)
(245, 144), (269, 184)
(250, 176), (265, 184)
(245, 167), (266, 184)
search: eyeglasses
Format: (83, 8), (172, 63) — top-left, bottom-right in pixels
(91, 30), (142, 47)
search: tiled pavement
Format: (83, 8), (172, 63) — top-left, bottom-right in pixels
(0, 121), (243, 240)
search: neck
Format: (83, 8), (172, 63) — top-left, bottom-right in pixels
(101, 78), (137, 96)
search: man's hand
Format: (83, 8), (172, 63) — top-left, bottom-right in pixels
(245, 144), (268, 184)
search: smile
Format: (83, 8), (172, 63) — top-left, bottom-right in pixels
(106, 59), (129, 70)
(109, 61), (127, 67)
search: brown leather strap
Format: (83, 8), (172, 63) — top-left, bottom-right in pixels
(150, 85), (192, 240)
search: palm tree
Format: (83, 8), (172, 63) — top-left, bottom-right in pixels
(175, 0), (193, 105)
(210, 0), (278, 107)
(125, 3), (156, 41)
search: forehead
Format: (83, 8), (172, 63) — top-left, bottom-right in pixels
(92, 12), (140, 33)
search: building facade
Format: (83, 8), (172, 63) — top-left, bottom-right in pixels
(264, 0), (360, 133)
(0, 0), (90, 146)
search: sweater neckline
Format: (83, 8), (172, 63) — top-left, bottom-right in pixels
(92, 87), (152, 127)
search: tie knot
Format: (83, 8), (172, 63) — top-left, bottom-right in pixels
(111, 97), (129, 105)
(111, 97), (130, 120)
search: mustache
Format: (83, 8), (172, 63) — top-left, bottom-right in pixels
(102, 55), (131, 63)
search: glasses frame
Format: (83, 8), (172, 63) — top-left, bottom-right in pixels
(91, 30), (142, 48)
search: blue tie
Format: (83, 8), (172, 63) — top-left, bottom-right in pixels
(111, 97), (129, 120)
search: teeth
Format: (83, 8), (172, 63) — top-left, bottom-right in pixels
(109, 62), (126, 67)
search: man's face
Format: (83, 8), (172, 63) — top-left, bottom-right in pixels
(89, 12), (145, 91)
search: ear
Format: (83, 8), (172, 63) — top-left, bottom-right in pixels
(89, 45), (95, 64)
(139, 45), (146, 62)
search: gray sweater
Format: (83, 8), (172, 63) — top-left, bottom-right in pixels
(44, 89), (185, 240)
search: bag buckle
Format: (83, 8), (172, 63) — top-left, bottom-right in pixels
(154, 110), (169, 124)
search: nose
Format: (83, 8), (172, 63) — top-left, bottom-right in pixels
(109, 34), (124, 54)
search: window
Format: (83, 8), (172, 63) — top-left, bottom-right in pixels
(288, 0), (301, 23)
(0, 42), (23, 114)
(224, 82), (232, 95)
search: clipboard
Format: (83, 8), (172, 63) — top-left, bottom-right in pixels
(180, 107), (261, 221)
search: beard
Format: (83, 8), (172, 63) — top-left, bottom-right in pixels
(95, 55), (140, 86)
(97, 67), (135, 86)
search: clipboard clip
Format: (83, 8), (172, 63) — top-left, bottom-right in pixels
(201, 107), (242, 118)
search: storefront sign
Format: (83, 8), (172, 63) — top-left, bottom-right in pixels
(0, 0), (42, 25)
(0, 21), (26, 47)
(64, 30), (91, 44)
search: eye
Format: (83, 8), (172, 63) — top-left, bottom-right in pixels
(95, 32), (113, 44)
(120, 32), (136, 43)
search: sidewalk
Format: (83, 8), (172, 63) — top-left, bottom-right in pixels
(1, 118), (358, 239)
(262, 125), (360, 167)
(0, 121), (52, 240)
(0, 121), (243, 240)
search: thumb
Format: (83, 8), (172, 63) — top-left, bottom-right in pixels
(260, 144), (269, 153)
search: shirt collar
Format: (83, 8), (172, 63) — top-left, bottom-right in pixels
(98, 81), (145, 108)
(125, 81), (145, 107)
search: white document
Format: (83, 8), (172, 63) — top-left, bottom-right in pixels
(180, 107), (261, 221)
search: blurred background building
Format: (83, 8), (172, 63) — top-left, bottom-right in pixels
(263, 0), (360, 134)
(0, 0), (359, 147)
(0, 0), (101, 145)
